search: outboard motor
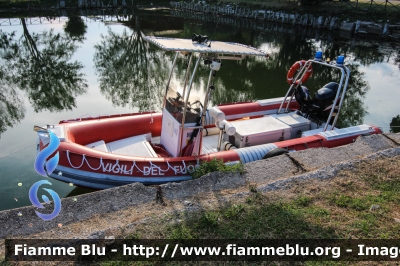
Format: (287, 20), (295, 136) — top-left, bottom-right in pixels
(293, 85), (312, 116)
(311, 82), (339, 120)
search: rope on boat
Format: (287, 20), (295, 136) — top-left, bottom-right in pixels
(65, 150), (192, 175)
(66, 151), (103, 170)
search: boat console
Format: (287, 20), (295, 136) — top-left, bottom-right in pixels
(144, 35), (267, 157)
(164, 89), (201, 124)
(161, 89), (203, 157)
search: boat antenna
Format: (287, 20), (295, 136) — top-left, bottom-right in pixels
(208, 14), (220, 48)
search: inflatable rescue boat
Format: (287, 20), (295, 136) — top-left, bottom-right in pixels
(35, 35), (381, 189)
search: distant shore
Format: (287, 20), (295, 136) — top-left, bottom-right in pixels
(1, 0), (399, 24)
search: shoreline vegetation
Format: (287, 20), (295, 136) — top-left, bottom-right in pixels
(0, 0), (399, 22)
(1, 0), (399, 41)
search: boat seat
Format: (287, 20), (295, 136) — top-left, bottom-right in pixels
(106, 134), (157, 157)
(85, 140), (109, 152)
(85, 134), (157, 157)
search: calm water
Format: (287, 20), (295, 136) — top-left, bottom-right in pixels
(0, 9), (399, 211)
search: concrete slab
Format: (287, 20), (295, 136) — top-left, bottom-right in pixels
(258, 146), (400, 193)
(384, 133), (400, 145)
(161, 172), (245, 201)
(354, 133), (397, 151)
(243, 155), (298, 185)
(289, 147), (348, 171)
(365, 146), (400, 160)
(290, 134), (397, 171)
(0, 183), (156, 238)
(257, 160), (357, 193)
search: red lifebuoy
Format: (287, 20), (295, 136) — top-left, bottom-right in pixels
(287, 60), (313, 85)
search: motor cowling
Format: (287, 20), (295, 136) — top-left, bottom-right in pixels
(294, 85), (312, 115)
(311, 82), (339, 120)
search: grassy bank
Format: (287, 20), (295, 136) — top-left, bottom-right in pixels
(129, 157), (400, 239)
(94, 156), (400, 265)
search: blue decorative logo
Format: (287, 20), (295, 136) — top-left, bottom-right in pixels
(29, 180), (61, 221)
(34, 131), (60, 177)
(31, 131), (61, 221)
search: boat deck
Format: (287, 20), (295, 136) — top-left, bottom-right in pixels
(81, 113), (313, 158)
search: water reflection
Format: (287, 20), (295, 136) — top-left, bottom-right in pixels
(0, 88), (25, 135)
(271, 34), (315, 71)
(0, 31), (25, 135)
(0, 19), (88, 134)
(93, 25), (170, 111)
(64, 16), (87, 42)
(18, 18), (88, 112)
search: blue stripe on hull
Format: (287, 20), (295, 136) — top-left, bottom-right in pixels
(50, 165), (192, 189)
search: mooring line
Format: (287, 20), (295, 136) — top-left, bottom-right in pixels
(285, 153), (307, 174)
(0, 143), (36, 160)
(381, 133), (400, 146)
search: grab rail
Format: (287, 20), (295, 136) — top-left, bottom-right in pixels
(277, 58), (348, 132)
